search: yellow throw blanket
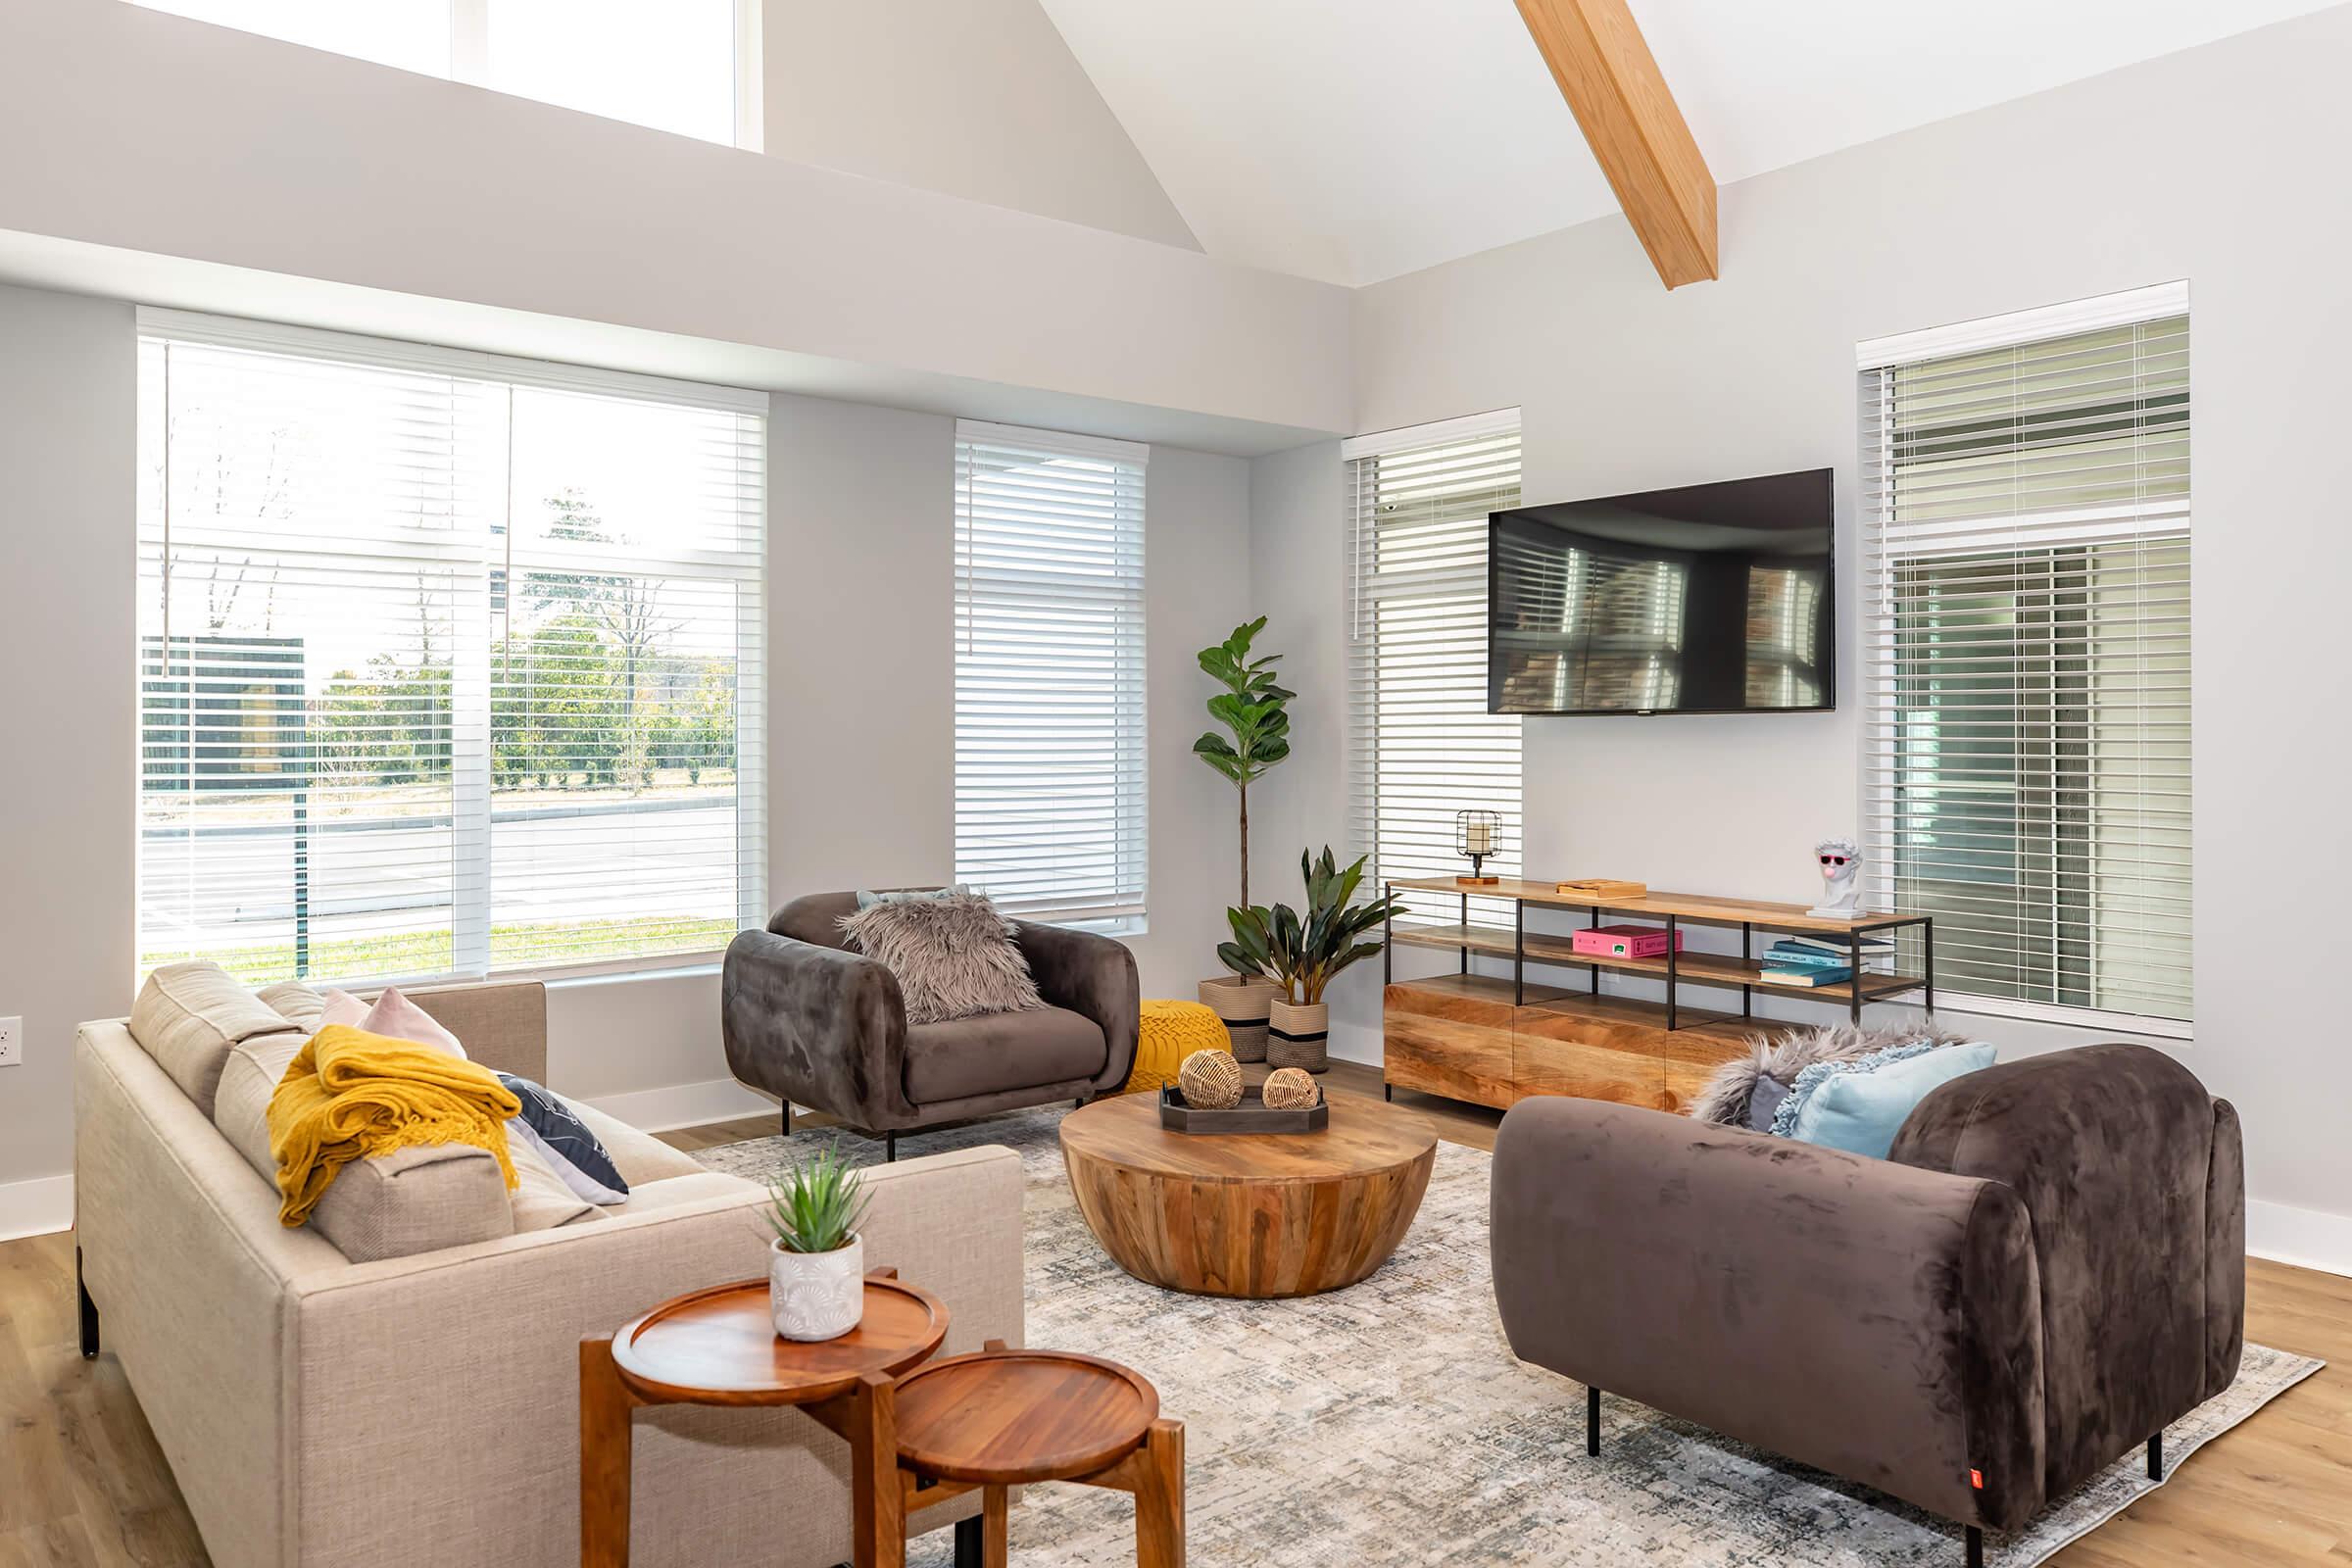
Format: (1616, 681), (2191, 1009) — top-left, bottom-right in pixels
(268, 1024), (521, 1227)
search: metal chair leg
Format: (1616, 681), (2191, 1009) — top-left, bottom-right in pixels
(1965, 1525), (1982, 1567)
(2148, 1431), (2164, 1481)
(885, 1130), (898, 1163)
(954, 1514), (983, 1567)
(781, 1101), (792, 1138)
(77, 1247), (99, 1360)
(1586, 1386), (1600, 1455)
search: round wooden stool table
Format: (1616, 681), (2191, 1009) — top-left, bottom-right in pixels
(891, 1348), (1183, 1568)
(580, 1268), (948, 1568)
(1059, 1091), (1438, 1298)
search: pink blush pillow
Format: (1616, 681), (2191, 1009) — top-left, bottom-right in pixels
(320, 986), (466, 1059)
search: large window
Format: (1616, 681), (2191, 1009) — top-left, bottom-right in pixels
(137, 311), (766, 985)
(1345, 413), (1523, 923)
(952, 421), (1148, 928)
(132, 0), (760, 148)
(1859, 284), (2190, 1032)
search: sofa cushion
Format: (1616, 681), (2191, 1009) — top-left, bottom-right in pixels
(501, 1073), (628, 1203)
(257, 980), (327, 1032)
(568, 1099), (708, 1186)
(505, 1128), (600, 1231)
(130, 960), (304, 1119)
(214, 1029), (517, 1260)
(903, 1005), (1105, 1104)
(325, 986), (468, 1058)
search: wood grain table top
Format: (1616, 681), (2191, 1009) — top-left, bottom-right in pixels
(895, 1349), (1160, 1485)
(1058, 1091), (1437, 1184)
(609, 1275), (948, 1406)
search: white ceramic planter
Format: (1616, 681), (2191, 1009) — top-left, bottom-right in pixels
(768, 1234), (865, 1342)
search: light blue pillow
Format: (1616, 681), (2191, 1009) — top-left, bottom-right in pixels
(1780, 1042), (1998, 1159)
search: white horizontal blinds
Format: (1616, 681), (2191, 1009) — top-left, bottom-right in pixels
(1860, 300), (2190, 1025)
(137, 315), (765, 987)
(1346, 416), (1523, 924)
(490, 384), (766, 969)
(953, 422), (1148, 926)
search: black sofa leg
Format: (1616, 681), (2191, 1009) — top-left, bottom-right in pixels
(77, 1247), (99, 1360)
(954, 1514), (982, 1567)
(886, 1130), (898, 1163)
(1586, 1386), (1600, 1456)
(2148, 1431), (2164, 1481)
(1965, 1525), (1982, 1568)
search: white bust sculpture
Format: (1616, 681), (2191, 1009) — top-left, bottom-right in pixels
(1808, 836), (1864, 918)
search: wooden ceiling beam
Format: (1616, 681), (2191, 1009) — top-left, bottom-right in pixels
(1515, 0), (1718, 288)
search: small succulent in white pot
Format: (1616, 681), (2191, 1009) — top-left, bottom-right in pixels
(763, 1141), (872, 1342)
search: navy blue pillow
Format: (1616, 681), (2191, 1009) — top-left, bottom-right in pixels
(499, 1073), (628, 1205)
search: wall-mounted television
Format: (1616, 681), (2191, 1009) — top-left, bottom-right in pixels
(1489, 468), (1835, 715)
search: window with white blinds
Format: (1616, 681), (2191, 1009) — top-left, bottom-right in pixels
(137, 311), (766, 987)
(1345, 413), (1523, 922)
(1859, 285), (2190, 1032)
(952, 420), (1148, 928)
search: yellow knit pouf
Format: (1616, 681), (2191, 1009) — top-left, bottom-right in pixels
(1126, 1000), (1230, 1096)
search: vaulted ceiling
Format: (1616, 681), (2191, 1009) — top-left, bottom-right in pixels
(1033, 0), (2344, 286)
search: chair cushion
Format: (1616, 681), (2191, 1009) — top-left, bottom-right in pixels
(903, 1005), (1106, 1104)
(130, 960), (304, 1119)
(1785, 1041), (1998, 1158)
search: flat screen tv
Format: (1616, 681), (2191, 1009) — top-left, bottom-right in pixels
(1489, 468), (1835, 715)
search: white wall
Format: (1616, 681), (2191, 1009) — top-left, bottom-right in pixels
(760, 0), (1200, 251)
(0, 283), (135, 1237)
(0, 0), (1347, 440)
(1293, 5), (2352, 1249)
(0, 296), (1256, 1219)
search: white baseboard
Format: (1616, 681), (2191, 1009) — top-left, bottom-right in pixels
(0, 1173), (74, 1242)
(582, 1077), (776, 1135)
(2248, 1200), (2352, 1280)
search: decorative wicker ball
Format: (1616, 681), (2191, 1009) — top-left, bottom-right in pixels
(1260, 1067), (1319, 1110)
(1177, 1048), (1244, 1110)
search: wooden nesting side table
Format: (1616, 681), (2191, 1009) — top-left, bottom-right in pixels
(894, 1347), (1184, 1567)
(579, 1270), (948, 1568)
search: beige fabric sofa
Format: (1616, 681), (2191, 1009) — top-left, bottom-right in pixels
(74, 979), (1024, 1568)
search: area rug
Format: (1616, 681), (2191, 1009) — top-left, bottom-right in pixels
(697, 1108), (2321, 1567)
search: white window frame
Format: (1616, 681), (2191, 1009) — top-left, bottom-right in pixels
(951, 419), (1149, 932)
(136, 307), (767, 988)
(1857, 283), (2192, 1038)
(1343, 410), (1524, 925)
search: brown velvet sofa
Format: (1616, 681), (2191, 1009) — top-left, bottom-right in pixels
(722, 891), (1141, 1158)
(1490, 1043), (2245, 1565)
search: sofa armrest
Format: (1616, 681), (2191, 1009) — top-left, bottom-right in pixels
(1014, 920), (1140, 1096)
(721, 927), (912, 1126)
(1492, 1097), (2045, 1531)
(287, 1144), (1023, 1568)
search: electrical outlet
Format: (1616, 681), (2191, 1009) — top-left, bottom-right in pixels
(0, 1017), (19, 1068)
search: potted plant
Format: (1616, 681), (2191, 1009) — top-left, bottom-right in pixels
(1192, 616), (1294, 1059)
(762, 1141), (872, 1342)
(1219, 847), (1404, 1073)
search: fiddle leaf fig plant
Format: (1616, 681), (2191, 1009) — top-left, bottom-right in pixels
(1193, 616), (1293, 924)
(1218, 847), (1403, 1006)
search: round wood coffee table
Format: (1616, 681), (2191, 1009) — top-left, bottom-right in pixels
(580, 1270), (948, 1568)
(1058, 1093), (1438, 1298)
(894, 1348), (1183, 1567)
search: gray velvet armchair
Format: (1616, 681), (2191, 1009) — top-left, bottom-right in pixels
(721, 892), (1140, 1159)
(1490, 1043), (2245, 1566)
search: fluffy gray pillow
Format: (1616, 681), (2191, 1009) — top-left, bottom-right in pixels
(839, 891), (1046, 1024)
(1689, 1018), (1974, 1128)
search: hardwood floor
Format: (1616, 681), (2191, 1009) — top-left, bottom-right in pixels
(2, 1059), (2345, 1565)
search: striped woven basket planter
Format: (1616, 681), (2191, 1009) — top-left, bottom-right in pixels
(1266, 999), (1331, 1073)
(1198, 976), (1281, 1063)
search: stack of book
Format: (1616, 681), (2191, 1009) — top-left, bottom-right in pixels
(1761, 932), (1895, 988)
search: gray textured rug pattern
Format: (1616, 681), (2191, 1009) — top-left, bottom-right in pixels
(697, 1109), (2321, 1567)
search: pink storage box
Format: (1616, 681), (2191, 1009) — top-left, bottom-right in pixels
(1571, 924), (1685, 960)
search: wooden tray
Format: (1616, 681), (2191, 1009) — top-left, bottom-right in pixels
(1158, 1085), (1328, 1135)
